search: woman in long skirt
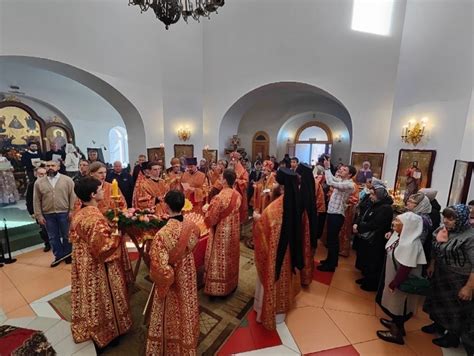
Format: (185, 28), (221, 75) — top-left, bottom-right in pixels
(423, 204), (474, 353)
(376, 212), (427, 345)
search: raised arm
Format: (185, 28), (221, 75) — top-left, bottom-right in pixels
(324, 169), (354, 191)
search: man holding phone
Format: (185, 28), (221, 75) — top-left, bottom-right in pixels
(318, 157), (356, 272)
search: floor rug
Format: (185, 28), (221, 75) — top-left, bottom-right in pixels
(49, 223), (256, 355)
(0, 325), (56, 356)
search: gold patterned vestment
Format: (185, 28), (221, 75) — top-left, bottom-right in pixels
(234, 162), (249, 222)
(181, 171), (207, 213)
(70, 206), (132, 348)
(253, 195), (301, 330)
(300, 211), (313, 286)
(252, 173), (276, 214)
(203, 187), (241, 296)
(300, 181), (327, 286)
(73, 181), (133, 284)
(132, 177), (169, 217)
(207, 170), (222, 201)
(339, 182), (359, 257)
(315, 180), (326, 214)
(146, 218), (200, 356)
(166, 170), (183, 192)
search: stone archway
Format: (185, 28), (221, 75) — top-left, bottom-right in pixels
(0, 55), (146, 162)
(219, 82), (352, 162)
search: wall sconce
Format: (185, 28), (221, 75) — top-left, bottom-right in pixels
(159, 143), (165, 148)
(401, 117), (428, 146)
(204, 145), (209, 151)
(336, 134), (342, 143)
(177, 126), (191, 142)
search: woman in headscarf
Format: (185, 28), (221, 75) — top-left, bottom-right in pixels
(406, 192), (433, 243)
(419, 188), (441, 267)
(376, 212), (427, 345)
(422, 205), (474, 353)
(406, 192), (433, 270)
(353, 181), (393, 291)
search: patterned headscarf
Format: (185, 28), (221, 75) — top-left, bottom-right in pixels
(450, 204), (470, 233)
(262, 160), (274, 171)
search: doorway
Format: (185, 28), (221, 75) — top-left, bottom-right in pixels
(252, 131), (269, 162)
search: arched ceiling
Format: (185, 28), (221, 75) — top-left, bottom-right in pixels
(218, 81), (352, 153)
(0, 56), (146, 160)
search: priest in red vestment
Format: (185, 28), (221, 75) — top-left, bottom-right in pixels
(229, 152), (249, 223)
(133, 161), (169, 217)
(202, 169), (242, 296)
(146, 190), (200, 355)
(165, 157), (183, 192)
(181, 157), (207, 214)
(296, 163), (319, 286)
(70, 177), (132, 349)
(252, 160), (277, 217)
(253, 168), (303, 330)
(75, 162), (134, 284)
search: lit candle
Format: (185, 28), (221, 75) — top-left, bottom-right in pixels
(402, 125), (407, 136)
(111, 179), (119, 197)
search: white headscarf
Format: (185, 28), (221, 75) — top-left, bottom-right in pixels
(66, 143), (77, 154)
(386, 212), (427, 267)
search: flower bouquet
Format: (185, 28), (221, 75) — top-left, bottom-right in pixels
(105, 207), (167, 244)
(182, 198), (193, 214)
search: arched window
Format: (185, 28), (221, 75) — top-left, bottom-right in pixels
(294, 122), (332, 165)
(108, 126), (129, 166)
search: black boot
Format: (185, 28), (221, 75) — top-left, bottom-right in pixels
(432, 332), (460, 348)
(43, 243), (51, 252)
(379, 318), (406, 336)
(377, 323), (404, 345)
(421, 322), (445, 335)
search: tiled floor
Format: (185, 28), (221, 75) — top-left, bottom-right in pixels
(222, 242), (468, 356)
(0, 316), (95, 355)
(0, 242), (468, 355)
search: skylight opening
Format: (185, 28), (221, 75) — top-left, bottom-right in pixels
(351, 0), (394, 36)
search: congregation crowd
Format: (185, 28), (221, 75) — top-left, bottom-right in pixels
(0, 140), (473, 355)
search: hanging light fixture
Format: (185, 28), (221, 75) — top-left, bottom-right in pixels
(128, 0), (225, 29)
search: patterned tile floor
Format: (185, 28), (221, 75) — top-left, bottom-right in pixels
(0, 242), (468, 355)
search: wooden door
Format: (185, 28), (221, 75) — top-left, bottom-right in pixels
(252, 131), (269, 162)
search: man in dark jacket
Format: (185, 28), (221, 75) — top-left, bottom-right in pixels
(21, 142), (43, 182)
(44, 142), (66, 174)
(72, 159), (90, 184)
(106, 161), (134, 208)
(248, 160), (263, 205)
(132, 154), (147, 185)
(25, 166), (50, 252)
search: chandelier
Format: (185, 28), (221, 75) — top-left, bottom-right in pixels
(128, 0), (225, 30)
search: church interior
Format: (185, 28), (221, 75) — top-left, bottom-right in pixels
(0, 0), (473, 355)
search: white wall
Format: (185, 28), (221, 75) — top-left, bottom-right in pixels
(203, 0), (407, 155)
(460, 90), (474, 162)
(1, 0), (471, 191)
(384, 0), (473, 205)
